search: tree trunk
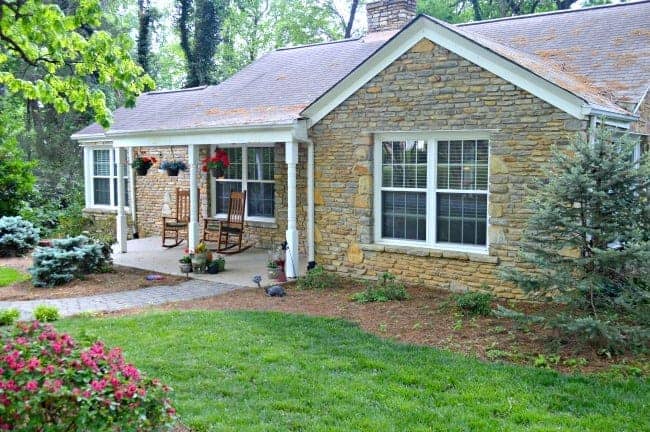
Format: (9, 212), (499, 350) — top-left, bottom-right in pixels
(344, 0), (359, 38)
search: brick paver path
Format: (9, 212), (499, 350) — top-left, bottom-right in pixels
(0, 280), (241, 320)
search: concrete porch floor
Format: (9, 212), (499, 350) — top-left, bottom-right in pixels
(112, 237), (306, 288)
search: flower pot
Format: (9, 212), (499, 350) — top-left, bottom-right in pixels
(206, 262), (220, 274)
(166, 168), (180, 176)
(136, 167), (149, 176)
(268, 267), (280, 279)
(215, 260), (225, 272)
(210, 167), (224, 178)
(179, 263), (192, 273)
(192, 254), (208, 273)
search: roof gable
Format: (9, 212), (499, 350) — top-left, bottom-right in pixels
(302, 14), (634, 127)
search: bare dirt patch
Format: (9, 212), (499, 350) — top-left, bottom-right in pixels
(0, 264), (186, 301)
(110, 283), (648, 375)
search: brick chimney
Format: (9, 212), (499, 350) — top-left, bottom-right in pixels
(366, 0), (416, 33)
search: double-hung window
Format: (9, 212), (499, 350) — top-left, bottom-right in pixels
(375, 135), (489, 252)
(86, 147), (129, 209)
(212, 145), (275, 221)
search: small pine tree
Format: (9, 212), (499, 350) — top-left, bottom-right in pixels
(501, 126), (650, 351)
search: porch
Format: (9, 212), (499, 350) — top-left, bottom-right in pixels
(112, 237), (307, 288)
(106, 121), (315, 279)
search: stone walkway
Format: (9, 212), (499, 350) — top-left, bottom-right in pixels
(0, 280), (242, 320)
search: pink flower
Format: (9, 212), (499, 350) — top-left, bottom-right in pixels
(90, 379), (107, 392)
(121, 364), (140, 381)
(25, 380), (38, 393)
(27, 357), (40, 371)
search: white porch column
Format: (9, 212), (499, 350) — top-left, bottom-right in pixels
(307, 140), (315, 266)
(188, 144), (200, 251)
(115, 147), (128, 253)
(285, 140), (299, 278)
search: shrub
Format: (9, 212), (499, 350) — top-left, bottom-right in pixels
(296, 265), (340, 290)
(33, 305), (60, 322)
(29, 235), (110, 287)
(0, 321), (175, 431)
(0, 139), (36, 217)
(352, 272), (409, 303)
(455, 291), (493, 316)
(0, 216), (40, 257)
(0, 309), (20, 326)
(500, 127), (650, 352)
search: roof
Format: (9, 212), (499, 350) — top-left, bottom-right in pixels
(74, 1), (648, 139)
(74, 37), (386, 137)
(460, 1), (650, 105)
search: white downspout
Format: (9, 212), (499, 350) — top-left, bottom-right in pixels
(588, 115), (597, 147)
(307, 139), (315, 268)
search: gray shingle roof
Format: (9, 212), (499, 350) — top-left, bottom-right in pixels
(75, 1), (648, 138)
(460, 0), (650, 105)
(74, 38), (385, 137)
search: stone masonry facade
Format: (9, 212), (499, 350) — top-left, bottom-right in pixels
(308, 39), (589, 299)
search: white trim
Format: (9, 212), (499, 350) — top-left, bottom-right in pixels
(373, 132), (491, 254)
(302, 16), (630, 127)
(84, 146), (130, 212)
(74, 122), (307, 147)
(209, 144), (277, 222)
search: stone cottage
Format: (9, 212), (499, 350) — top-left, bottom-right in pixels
(73, 0), (649, 297)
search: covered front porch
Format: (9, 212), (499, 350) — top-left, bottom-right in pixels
(113, 237), (307, 287)
(107, 120), (316, 280)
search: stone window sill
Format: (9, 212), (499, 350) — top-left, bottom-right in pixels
(359, 243), (499, 264)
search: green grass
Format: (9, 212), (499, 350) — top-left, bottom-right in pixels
(57, 311), (649, 432)
(0, 266), (29, 287)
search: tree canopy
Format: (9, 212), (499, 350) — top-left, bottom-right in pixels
(0, 0), (154, 127)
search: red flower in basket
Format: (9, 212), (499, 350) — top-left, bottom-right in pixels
(202, 149), (230, 176)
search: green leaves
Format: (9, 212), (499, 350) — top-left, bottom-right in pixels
(0, 0), (155, 128)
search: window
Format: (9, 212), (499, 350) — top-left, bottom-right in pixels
(375, 135), (489, 252)
(213, 145), (275, 220)
(87, 147), (129, 209)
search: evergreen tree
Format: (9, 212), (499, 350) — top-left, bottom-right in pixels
(501, 126), (650, 351)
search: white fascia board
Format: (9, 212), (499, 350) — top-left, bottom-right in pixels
(303, 17), (591, 127)
(109, 123), (301, 147)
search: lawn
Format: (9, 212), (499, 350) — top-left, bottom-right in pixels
(57, 311), (648, 432)
(0, 266), (29, 287)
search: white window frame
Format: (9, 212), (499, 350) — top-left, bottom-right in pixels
(83, 146), (130, 211)
(373, 132), (491, 254)
(209, 143), (276, 223)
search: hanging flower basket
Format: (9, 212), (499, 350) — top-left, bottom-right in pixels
(210, 166), (224, 178)
(160, 160), (187, 177)
(131, 155), (157, 176)
(202, 149), (230, 178)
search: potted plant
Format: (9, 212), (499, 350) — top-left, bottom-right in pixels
(191, 242), (210, 273)
(201, 149), (230, 178)
(131, 155), (157, 176)
(213, 255), (225, 272)
(160, 160), (188, 176)
(267, 260), (280, 279)
(179, 253), (193, 274)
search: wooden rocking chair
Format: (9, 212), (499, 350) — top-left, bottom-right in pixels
(203, 191), (251, 254)
(162, 188), (199, 248)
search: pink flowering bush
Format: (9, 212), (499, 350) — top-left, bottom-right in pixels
(0, 321), (175, 431)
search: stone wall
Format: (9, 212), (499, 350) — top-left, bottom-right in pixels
(309, 38), (589, 298)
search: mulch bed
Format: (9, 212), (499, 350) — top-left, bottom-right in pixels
(109, 282), (648, 375)
(0, 256), (186, 300)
